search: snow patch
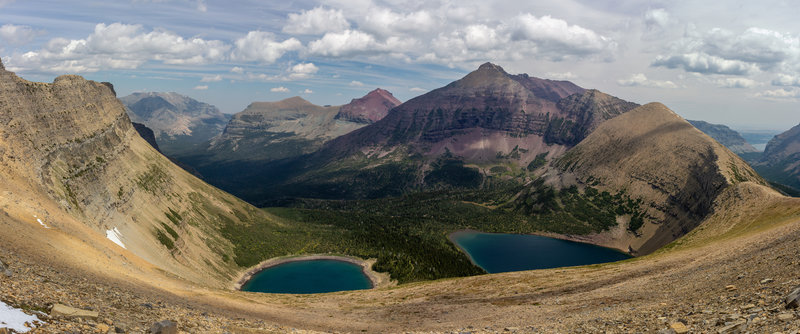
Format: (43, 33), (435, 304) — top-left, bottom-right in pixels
(0, 300), (41, 333)
(106, 227), (126, 249)
(35, 217), (49, 229)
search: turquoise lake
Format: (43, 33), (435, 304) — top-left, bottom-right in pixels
(450, 231), (632, 273)
(241, 259), (372, 294)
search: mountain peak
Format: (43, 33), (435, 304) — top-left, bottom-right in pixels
(336, 88), (402, 124)
(277, 96), (313, 108)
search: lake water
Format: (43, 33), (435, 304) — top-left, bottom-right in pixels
(450, 231), (632, 273)
(241, 259), (372, 294)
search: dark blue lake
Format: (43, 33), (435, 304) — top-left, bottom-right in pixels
(241, 259), (372, 294)
(450, 231), (632, 273)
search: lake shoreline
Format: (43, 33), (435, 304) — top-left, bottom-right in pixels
(233, 254), (394, 291)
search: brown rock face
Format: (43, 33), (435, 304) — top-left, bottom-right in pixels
(335, 88), (401, 124)
(757, 123), (800, 190)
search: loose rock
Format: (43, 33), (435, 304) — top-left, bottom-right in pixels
(50, 303), (99, 320)
(149, 320), (177, 334)
(670, 321), (689, 333)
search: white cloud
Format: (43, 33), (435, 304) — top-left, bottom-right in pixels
(0, 24), (40, 45)
(360, 8), (437, 38)
(307, 29), (377, 57)
(270, 86), (290, 92)
(544, 72), (577, 80)
(755, 87), (800, 100)
(6, 23), (229, 73)
(193, 85), (208, 90)
(302, 88), (313, 94)
(200, 74), (222, 82)
(506, 14), (616, 58)
(717, 78), (757, 88)
(196, 0), (207, 12)
(644, 9), (670, 31)
(772, 74), (800, 87)
(617, 73), (677, 88)
(653, 27), (800, 75)
(230, 66), (243, 73)
(652, 53), (757, 75)
(288, 62), (318, 79)
(283, 7), (349, 35)
(409, 87), (426, 92)
(232, 31), (301, 63)
(349, 80), (364, 87)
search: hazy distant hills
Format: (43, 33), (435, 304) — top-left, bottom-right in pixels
(754, 123), (800, 192)
(687, 120), (758, 154)
(121, 92), (231, 157)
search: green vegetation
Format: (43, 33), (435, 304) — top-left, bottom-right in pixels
(136, 164), (169, 194)
(424, 158), (482, 189)
(219, 181), (646, 283)
(155, 229), (175, 250)
(160, 222), (179, 239)
(165, 208), (183, 226)
(526, 152), (549, 171)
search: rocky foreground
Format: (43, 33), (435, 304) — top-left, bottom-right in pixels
(2, 206), (800, 333)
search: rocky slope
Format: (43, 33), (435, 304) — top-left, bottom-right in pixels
(553, 103), (765, 254)
(754, 123), (800, 190)
(121, 92), (230, 157)
(688, 119), (758, 154)
(0, 59), (282, 288)
(335, 88), (401, 123)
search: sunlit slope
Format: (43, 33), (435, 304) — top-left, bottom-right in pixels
(0, 59), (282, 288)
(553, 102), (765, 254)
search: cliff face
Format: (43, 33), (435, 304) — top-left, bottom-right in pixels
(688, 120), (758, 154)
(0, 59), (278, 288)
(554, 103), (765, 254)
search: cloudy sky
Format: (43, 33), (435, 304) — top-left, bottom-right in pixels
(1, 0), (799, 130)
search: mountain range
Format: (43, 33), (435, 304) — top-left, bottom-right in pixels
(753, 123), (800, 192)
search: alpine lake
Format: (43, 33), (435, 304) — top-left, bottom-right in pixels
(241, 231), (631, 294)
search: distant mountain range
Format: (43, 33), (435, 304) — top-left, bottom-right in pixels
(121, 92), (231, 157)
(687, 120), (758, 154)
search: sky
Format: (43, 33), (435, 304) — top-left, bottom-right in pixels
(0, 0), (799, 130)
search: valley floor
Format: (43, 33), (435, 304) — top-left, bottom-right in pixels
(2, 184), (800, 333)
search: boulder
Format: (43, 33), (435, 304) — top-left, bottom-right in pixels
(50, 303), (99, 320)
(149, 320), (178, 334)
(786, 286), (800, 309)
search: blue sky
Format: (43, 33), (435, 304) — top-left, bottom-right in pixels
(1, 0), (800, 130)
